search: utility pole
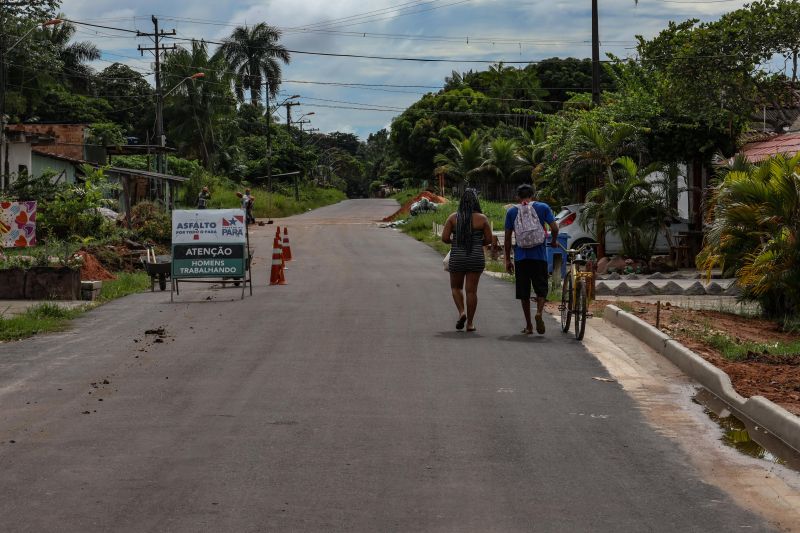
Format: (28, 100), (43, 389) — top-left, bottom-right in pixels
(294, 122), (315, 201)
(0, 2), (7, 190)
(285, 101), (300, 133)
(138, 16), (176, 174)
(591, 0), (601, 106)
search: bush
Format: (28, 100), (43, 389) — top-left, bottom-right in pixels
(130, 201), (171, 243)
(699, 154), (800, 321)
(37, 166), (118, 240)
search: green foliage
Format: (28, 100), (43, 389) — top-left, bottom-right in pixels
(220, 22), (291, 104)
(698, 154), (800, 319)
(582, 157), (678, 261)
(88, 122), (125, 147)
(162, 40), (236, 169)
(97, 272), (151, 302)
(0, 272), (150, 342)
(129, 201), (171, 243)
(207, 184), (345, 218)
(95, 63), (154, 137)
(37, 166), (119, 240)
(34, 86), (112, 122)
(7, 170), (60, 203)
(0, 303), (85, 343)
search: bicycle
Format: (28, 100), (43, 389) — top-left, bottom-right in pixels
(559, 242), (598, 341)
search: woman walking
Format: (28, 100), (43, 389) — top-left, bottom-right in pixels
(442, 189), (492, 332)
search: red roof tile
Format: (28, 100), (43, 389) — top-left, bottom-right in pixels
(741, 133), (800, 162)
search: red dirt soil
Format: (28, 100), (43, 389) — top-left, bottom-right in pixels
(594, 301), (800, 416)
(383, 191), (449, 221)
(77, 251), (116, 281)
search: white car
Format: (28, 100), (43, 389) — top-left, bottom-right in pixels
(554, 203), (688, 255)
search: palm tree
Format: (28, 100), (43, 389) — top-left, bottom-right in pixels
(698, 153), (800, 318)
(481, 137), (519, 183)
(566, 121), (642, 256)
(162, 40), (235, 168)
(582, 156), (672, 261)
(40, 18), (100, 93)
(220, 23), (290, 106)
(433, 132), (484, 184)
(514, 124), (549, 187)
(566, 122), (642, 190)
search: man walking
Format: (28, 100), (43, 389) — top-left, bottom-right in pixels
(504, 184), (559, 335)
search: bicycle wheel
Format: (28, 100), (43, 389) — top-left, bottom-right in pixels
(574, 281), (588, 341)
(560, 274), (573, 332)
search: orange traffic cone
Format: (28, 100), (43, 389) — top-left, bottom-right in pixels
(275, 227), (281, 241)
(282, 227), (293, 261)
(269, 237), (287, 285)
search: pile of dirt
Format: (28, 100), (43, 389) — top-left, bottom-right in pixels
(383, 191), (448, 221)
(591, 300), (800, 415)
(77, 251), (116, 281)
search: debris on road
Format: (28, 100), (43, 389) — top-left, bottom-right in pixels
(593, 377), (616, 383)
(383, 191), (448, 221)
(144, 327), (166, 336)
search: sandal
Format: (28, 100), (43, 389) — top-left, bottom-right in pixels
(456, 315), (467, 330)
(535, 314), (546, 335)
(466, 326), (477, 332)
(521, 327), (533, 335)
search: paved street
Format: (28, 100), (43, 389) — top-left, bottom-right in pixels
(0, 200), (773, 532)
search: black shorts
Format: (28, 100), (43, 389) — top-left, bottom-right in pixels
(515, 259), (549, 300)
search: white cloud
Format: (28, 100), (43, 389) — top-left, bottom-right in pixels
(60, 0), (754, 137)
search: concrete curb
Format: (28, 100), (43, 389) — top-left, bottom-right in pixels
(603, 304), (800, 454)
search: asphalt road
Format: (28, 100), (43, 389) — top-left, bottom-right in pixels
(0, 200), (773, 532)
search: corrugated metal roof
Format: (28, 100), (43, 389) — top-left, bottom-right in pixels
(106, 167), (188, 182)
(740, 133), (800, 162)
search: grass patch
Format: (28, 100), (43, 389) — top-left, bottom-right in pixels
(98, 272), (151, 302)
(208, 185), (346, 218)
(0, 302), (85, 342)
(615, 301), (635, 313)
(0, 271), (151, 342)
(703, 332), (800, 361)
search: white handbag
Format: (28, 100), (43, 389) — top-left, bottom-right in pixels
(443, 251), (450, 272)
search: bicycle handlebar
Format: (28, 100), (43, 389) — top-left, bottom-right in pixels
(557, 242), (599, 256)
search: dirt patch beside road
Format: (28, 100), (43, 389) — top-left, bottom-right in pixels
(592, 300), (800, 416)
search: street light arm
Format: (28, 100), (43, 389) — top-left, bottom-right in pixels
(162, 72), (205, 98)
(7, 19), (62, 54)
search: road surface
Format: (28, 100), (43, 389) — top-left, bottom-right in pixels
(0, 200), (773, 531)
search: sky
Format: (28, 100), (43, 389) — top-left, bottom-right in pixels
(58, 0), (755, 139)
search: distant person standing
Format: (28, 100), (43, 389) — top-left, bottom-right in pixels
(442, 189), (492, 332)
(196, 186), (211, 209)
(243, 188), (255, 224)
(504, 184), (559, 335)
(237, 188), (256, 224)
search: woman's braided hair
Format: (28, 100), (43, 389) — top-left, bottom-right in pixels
(456, 188), (482, 253)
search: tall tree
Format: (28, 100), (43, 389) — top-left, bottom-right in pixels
(40, 18), (100, 93)
(434, 131), (484, 184)
(220, 23), (290, 106)
(162, 40), (235, 168)
(95, 63), (154, 137)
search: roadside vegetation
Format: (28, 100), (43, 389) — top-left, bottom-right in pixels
(0, 303), (85, 342)
(0, 272), (151, 342)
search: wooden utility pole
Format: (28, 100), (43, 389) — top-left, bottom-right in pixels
(138, 16), (176, 174)
(285, 101), (300, 133)
(591, 0), (601, 106)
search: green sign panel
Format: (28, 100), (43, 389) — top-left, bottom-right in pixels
(172, 243), (246, 278)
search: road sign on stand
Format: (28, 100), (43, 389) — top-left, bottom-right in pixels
(170, 209), (251, 300)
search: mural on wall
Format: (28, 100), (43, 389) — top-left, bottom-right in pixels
(0, 201), (37, 248)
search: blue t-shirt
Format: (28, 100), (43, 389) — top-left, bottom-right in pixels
(505, 202), (555, 262)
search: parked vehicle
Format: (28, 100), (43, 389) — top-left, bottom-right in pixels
(554, 203), (687, 255)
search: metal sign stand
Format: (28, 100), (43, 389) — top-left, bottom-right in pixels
(169, 209), (252, 302)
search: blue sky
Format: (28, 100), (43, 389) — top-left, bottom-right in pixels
(59, 0), (754, 139)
